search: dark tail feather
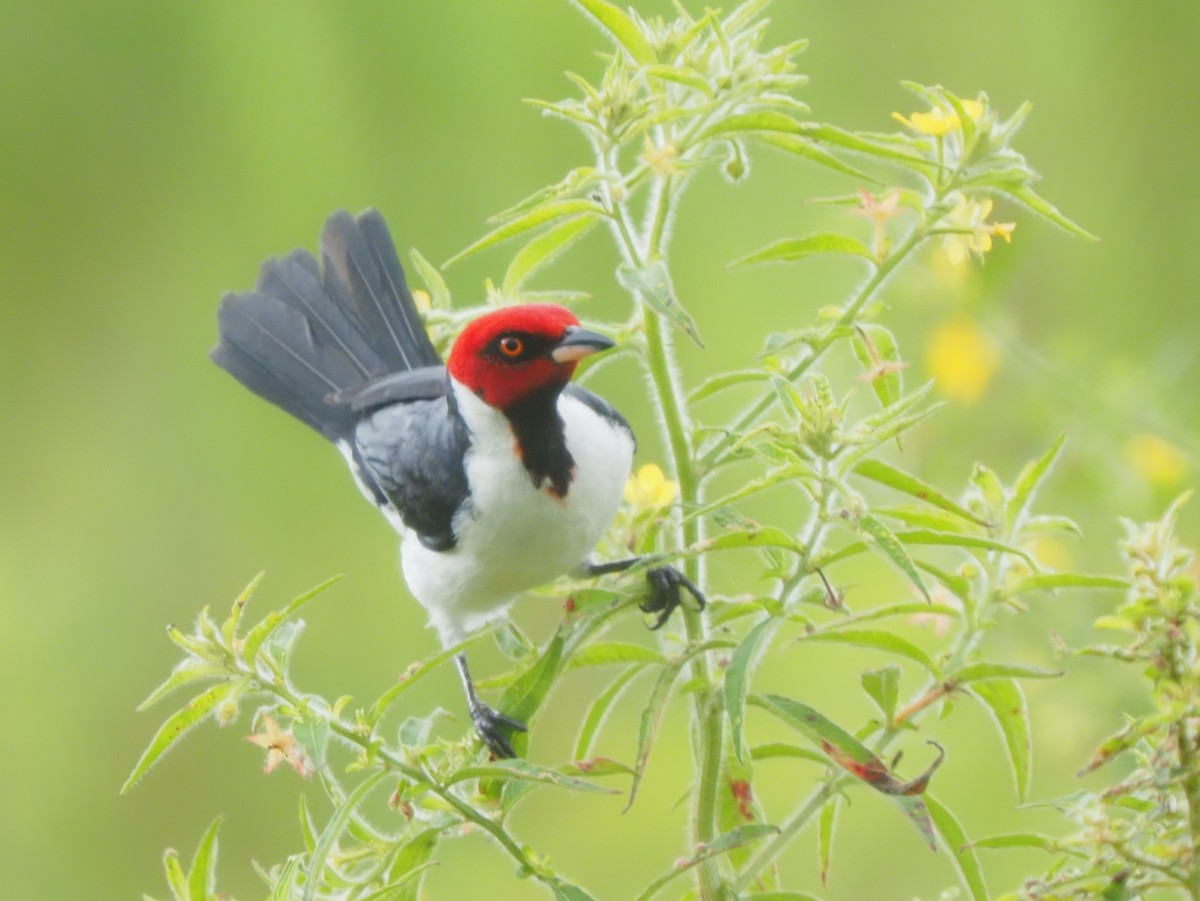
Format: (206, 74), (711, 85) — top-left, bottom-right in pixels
(210, 209), (440, 440)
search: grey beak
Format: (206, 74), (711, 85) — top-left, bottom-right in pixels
(550, 326), (616, 363)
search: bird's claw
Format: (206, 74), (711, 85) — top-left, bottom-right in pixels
(469, 699), (527, 759)
(641, 565), (706, 630)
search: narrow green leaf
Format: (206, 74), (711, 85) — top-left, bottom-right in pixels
(445, 200), (605, 267)
(407, 248), (451, 311)
(853, 459), (987, 527)
(187, 816), (223, 900)
(751, 131), (874, 181)
(814, 601), (960, 629)
(750, 742), (827, 767)
(645, 64), (713, 96)
(953, 662), (1061, 684)
(725, 617), (783, 762)
(221, 572), (263, 648)
(446, 758), (618, 794)
(137, 663), (227, 712)
(861, 666), (901, 722)
(240, 575), (343, 667)
(698, 110), (804, 140)
(1006, 435), (1066, 532)
(162, 848), (188, 901)
(730, 233), (874, 268)
(574, 663), (647, 760)
(571, 0), (656, 64)
(502, 214), (598, 293)
(798, 629), (939, 677)
(876, 504), (983, 534)
(303, 772), (387, 901)
(616, 259), (704, 347)
(298, 794), (317, 854)
(122, 682), (234, 794)
(357, 862), (438, 901)
(1006, 184), (1099, 241)
(857, 514), (932, 603)
(968, 679), (1031, 801)
(1020, 513), (1084, 539)
(635, 824), (779, 901)
(915, 560), (973, 604)
(850, 324), (904, 415)
(894, 795), (937, 851)
(384, 828), (440, 901)
(550, 879), (602, 901)
(801, 122), (933, 167)
(367, 630), (493, 726)
(818, 798), (838, 885)
(687, 369), (772, 403)
(689, 524), (805, 557)
(568, 641), (664, 669)
(629, 643), (722, 808)
(1008, 573), (1128, 595)
(925, 794), (989, 901)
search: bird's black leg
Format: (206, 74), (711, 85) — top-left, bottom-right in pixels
(582, 558), (706, 630)
(454, 652), (526, 759)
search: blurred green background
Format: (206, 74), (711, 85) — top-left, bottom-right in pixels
(2, 1), (1197, 899)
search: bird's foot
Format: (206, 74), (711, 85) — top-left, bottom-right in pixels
(641, 565), (706, 630)
(469, 698), (527, 759)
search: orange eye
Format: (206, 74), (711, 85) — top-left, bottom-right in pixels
(498, 336), (524, 358)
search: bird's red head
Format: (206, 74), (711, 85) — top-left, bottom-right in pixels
(447, 304), (615, 410)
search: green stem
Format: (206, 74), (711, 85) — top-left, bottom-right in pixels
(698, 224), (928, 473)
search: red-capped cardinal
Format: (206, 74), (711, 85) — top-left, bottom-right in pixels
(211, 209), (702, 757)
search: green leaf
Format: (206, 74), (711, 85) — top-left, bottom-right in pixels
(687, 369), (772, 404)
(729, 233), (874, 268)
(857, 514), (932, 603)
(926, 794), (989, 901)
(893, 795), (937, 852)
(240, 575), (343, 667)
(801, 122), (933, 168)
(446, 758), (618, 794)
(367, 630), (493, 726)
(750, 742), (827, 767)
(445, 200), (606, 267)
(968, 679), (1031, 801)
(852, 459), (987, 528)
(357, 862), (438, 901)
(876, 504), (983, 534)
(122, 682), (234, 794)
(628, 642), (721, 808)
(1007, 573), (1128, 595)
(408, 248), (450, 310)
(751, 131), (874, 181)
(137, 663), (228, 712)
(383, 828), (440, 901)
(616, 259), (704, 347)
(798, 629), (939, 677)
(1005, 184), (1099, 241)
(861, 666), (901, 722)
(690, 524), (805, 557)
(568, 641), (665, 669)
(550, 879), (602, 901)
(725, 617), (784, 762)
(818, 798), (838, 885)
(571, 0), (656, 64)
(502, 214), (598, 293)
(915, 560), (973, 604)
(221, 572), (263, 648)
(635, 824), (779, 901)
(699, 110), (805, 140)
(953, 662), (1062, 684)
(303, 772), (387, 901)
(162, 848), (188, 901)
(969, 832), (1081, 855)
(1006, 435), (1065, 532)
(574, 663), (647, 760)
(850, 324), (904, 416)
(187, 817), (222, 900)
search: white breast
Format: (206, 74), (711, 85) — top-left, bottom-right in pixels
(400, 381), (634, 644)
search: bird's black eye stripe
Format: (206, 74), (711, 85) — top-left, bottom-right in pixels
(489, 332), (550, 363)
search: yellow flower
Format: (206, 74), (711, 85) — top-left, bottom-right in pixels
(925, 315), (1000, 404)
(893, 107), (960, 137)
(941, 195), (1016, 265)
(960, 98), (984, 121)
(1124, 433), (1189, 486)
(624, 463), (678, 508)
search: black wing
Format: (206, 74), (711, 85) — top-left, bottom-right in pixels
(564, 383), (636, 447)
(351, 378), (471, 552)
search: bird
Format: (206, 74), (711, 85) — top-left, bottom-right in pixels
(210, 208), (703, 758)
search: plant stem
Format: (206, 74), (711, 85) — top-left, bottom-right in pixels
(698, 224), (928, 473)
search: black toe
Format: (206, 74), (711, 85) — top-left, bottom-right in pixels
(469, 700), (527, 759)
(640, 565), (706, 630)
